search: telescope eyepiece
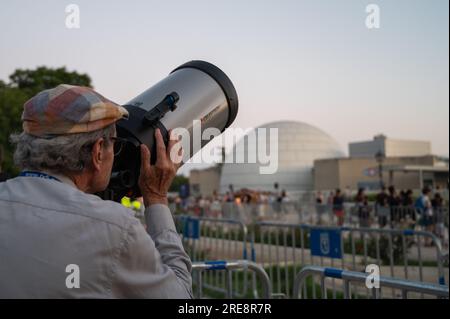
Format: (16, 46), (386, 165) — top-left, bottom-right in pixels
(143, 91), (179, 125)
(167, 92), (179, 112)
(168, 91), (179, 105)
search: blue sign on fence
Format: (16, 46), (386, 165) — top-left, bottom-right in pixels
(183, 218), (200, 239)
(179, 184), (189, 199)
(310, 228), (342, 259)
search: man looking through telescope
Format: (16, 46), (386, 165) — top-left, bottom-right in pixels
(0, 84), (192, 298)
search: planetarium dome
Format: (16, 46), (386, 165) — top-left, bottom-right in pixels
(219, 120), (344, 193)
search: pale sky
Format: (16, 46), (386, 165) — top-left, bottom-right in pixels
(1, 0), (448, 175)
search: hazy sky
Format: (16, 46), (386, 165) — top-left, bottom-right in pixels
(1, 0), (448, 174)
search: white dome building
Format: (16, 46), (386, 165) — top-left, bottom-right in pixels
(219, 121), (344, 194)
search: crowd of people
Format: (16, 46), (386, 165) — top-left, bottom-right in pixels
(169, 183), (448, 245)
(315, 185), (448, 245)
(169, 188), (292, 219)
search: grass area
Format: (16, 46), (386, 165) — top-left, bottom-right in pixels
(405, 260), (439, 267)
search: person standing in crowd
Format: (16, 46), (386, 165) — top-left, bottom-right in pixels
(375, 186), (389, 227)
(376, 186), (388, 205)
(387, 185), (401, 206)
(355, 188), (371, 228)
(224, 191), (234, 203)
(242, 193), (252, 204)
(399, 190), (406, 204)
(432, 192), (446, 246)
(210, 191), (222, 218)
(327, 191), (335, 205)
(402, 189), (416, 225)
(333, 189), (345, 226)
(434, 185), (443, 197)
(388, 186), (401, 225)
(316, 191), (324, 204)
(415, 187), (434, 245)
(402, 189), (414, 206)
(279, 189), (289, 203)
(315, 191), (325, 224)
(324, 191), (334, 224)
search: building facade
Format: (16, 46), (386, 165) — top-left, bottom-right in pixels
(349, 134), (431, 158)
(314, 155), (448, 191)
(189, 166), (221, 197)
(219, 121), (344, 194)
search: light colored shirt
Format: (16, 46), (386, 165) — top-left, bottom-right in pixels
(0, 173), (193, 298)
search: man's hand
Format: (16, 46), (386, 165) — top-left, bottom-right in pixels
(138, 128), (182, 207)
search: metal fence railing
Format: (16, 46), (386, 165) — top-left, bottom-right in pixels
(249, 222), (448, 298)
(293, 266), (449, 299)
(173, 202), (448, 241)
(174, 215), (252, 297)
(174, 215), (248, 261)
(173, 213), (448, 299)
(191, 260), (271, 299)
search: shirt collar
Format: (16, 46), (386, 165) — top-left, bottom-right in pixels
(40, 169), (78, 189)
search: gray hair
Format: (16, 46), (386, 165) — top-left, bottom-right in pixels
(10, 124), (116, 174)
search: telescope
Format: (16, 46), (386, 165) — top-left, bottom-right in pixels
(101, 60), (238, 201)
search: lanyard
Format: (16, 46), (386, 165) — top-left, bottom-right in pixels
(19, 171), (61, 182)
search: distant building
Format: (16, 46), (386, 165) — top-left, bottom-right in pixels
(189, 166), (221, 197)
(189, 129), (447, 197)
(314, 155), (448, 191)
(219, 121), (344, 194)
(349, 134), (431, 158)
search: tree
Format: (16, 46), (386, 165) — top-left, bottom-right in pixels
(0, 86), (29, 174)
(0, 66), (92, 175)
(169, 175), (189, 193)
(9, 66), (92, 96)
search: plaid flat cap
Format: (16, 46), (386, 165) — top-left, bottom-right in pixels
(22, 84), (129, 136)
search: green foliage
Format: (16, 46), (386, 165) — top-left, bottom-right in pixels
(8, 66), (92, 96)
(169, 174), (189, 193)
(0, 66), (92, 174)
(0, 86), (29, 174)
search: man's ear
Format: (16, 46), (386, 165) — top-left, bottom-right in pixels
(91, 138), (105, 172)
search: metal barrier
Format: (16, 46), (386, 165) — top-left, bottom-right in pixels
(175, 215), (248, 261)
(191, 260), (272, 299)
(175, 202), (448, 242)
(174, 215), (251, 297)
(174, 214), (448, 299)
(293, 266), (449, 299)
(250, 222), (448, 298)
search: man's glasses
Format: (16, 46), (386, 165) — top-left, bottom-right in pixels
(83, 136), (128, 157)
(110, 136), (127, 157)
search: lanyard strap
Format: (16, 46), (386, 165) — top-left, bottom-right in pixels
(19, 171), (61, 182)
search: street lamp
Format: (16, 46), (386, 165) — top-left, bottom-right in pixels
(375, 150), (385, 189)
